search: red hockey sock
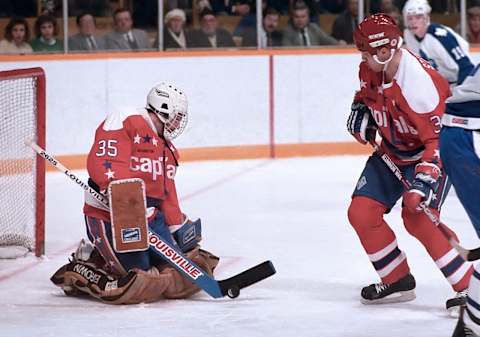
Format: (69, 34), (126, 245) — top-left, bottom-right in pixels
(348, 196), (410, 284)
(402, 207), (472, 291)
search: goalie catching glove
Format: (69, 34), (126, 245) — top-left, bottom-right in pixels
(403, 162), (441, 213)
(347, 102), (377, 144)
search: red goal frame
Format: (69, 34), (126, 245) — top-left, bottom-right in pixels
(0, 67), (46, 256)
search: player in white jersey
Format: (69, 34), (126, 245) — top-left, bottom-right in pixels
(442, 65), (480, 337)
(403, 0), (475, 86)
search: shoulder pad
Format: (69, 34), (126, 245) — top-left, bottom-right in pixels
(427, 23), (448, 37)
(103, 107), (144, 131)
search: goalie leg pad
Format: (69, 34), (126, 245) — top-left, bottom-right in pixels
(161, 247), (220, 299)
(85, 216), (128, 276)
(86, 210), (179, 275)
(51, 258), (175, 304)
(108, 178), (149, 253)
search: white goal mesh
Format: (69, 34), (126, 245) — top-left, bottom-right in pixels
(0, 68), (45, 258)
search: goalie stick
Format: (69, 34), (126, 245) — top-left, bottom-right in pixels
(26, 140), (276, 298)
(369, 140), (480, 261)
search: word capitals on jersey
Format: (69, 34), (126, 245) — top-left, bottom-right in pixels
(371, 108), (420, 135)
(130, 155), (177, 181)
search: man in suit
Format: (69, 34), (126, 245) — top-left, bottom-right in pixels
(241, 7), (283, 48)
(282, 2), (338, 47)
(331, 0), (358, 44)
(105, 8), (151, 51)
(188, 9), (235, 49)
(68, 12), (106, 52)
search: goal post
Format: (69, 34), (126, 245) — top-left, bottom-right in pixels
(0, 67), (45, 257)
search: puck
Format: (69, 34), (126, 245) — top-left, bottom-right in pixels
(227, 286), (240, 299)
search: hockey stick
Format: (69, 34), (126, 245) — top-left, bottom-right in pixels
(26, 140), (276, 298)
(368, 140), (480, 261)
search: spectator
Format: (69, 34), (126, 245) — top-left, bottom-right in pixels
(105, 8), (151, 51)
(331, 0), (358, 44)
(0, 17), (32, 54)
(282, 2), (338, 46)
(232, 0), (256, 46)
(292, 0), (320, 21)
(68, 12), (105, 52)
(160, 8), (192, 50)
(189, 9), (236, 48)
(30, 14), (63, 53)
(242, 7), (283, 47)
(385, 5), (403, 30)
(467, 4), (480, 44)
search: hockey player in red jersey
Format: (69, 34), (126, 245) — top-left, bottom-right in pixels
(346, 14), (472, 309)
(50, 83), (219, 304)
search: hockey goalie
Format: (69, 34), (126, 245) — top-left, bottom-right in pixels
(51, 83), (219, 304)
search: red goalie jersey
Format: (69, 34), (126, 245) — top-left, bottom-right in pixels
(355, 49), (451, 165)
(83, 108), (184, 225)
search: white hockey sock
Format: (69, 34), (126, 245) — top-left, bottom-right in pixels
(464, 262), (480, 335)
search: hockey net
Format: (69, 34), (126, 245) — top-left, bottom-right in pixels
(0, 68), (45, 258)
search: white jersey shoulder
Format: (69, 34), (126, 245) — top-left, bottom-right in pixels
(103, 107), (154, 131)
(393, 50), (439, 114)
(448, 66), (480, 104)
(420, 24), (472, 84)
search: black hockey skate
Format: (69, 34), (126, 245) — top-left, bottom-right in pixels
(451, 308), (479, 337)
(360, 273), (416, 304)
(447, 289), (468, 311)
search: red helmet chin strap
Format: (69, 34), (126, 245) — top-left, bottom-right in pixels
(372, 36), (403, 66)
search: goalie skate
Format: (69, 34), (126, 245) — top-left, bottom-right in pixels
(360, 273), (416, 305)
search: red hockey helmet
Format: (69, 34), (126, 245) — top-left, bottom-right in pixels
(354, 14), (403, 56)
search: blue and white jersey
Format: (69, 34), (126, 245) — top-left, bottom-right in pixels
(404, 23), (474, 86)
(443, 64), (480, 129)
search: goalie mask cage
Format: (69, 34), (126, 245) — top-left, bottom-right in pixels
(0, 68), (45, 258)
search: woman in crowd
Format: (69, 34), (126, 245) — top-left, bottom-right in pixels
(467, 5), (480, 44)
(0, 17), (33, 54)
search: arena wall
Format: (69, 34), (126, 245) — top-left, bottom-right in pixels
(1, 49), (479, 168)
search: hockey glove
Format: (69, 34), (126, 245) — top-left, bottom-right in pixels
(347, 102), (377, 144)
(403, 162), (441, 213)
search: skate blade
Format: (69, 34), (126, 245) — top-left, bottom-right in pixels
(360, 290), (416, 305)
(447, 306), (461, 318)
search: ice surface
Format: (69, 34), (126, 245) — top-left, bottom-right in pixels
(0, 155), (477, 337)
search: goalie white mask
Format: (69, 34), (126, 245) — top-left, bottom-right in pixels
(146, 83), (188, 140)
